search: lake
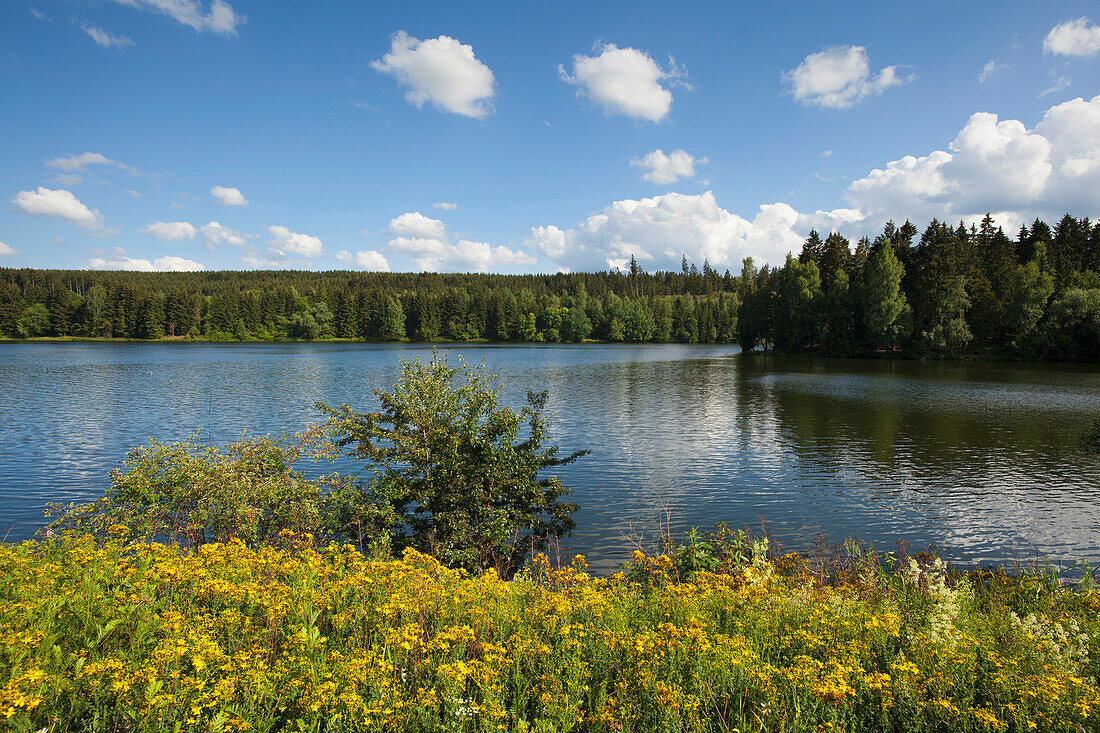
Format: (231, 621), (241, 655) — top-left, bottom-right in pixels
(2, 342), (1098, 571)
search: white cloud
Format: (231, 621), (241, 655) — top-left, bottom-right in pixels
(210, 185), (248, 206)
(949, 113), (1052, 204)
(150, 255), (204, 271)
(51, 173), (84, 187)
(240, 250), (290, 269)
(46, 152), (138, 175)
(371, 31), (495, 119)
(0, 241), (19, 257)
(1044, 17), (1100, 57)
(335, 249), (391, 271)
(1034, 94), (1100, 210)
(525, 193), (878, 272)
(388, 236), (446, 256)
(801, 207), (865, 233)
(266, 225), (322, 257)
(46, 152), (111, 172)
(846, 94), (1100, 225)
(125, 189), (143, 198)
(978, 60), (1008, 83)
(433, 201), (458, 210)
(784, 45), (907, 109)
(200, 221), (247, 249)
(141, 220), (196, 241)
(381, 211), (535, 271)
(451, 240), (537, 271)
(389, 236), (535, 272)
(104, 0), (242, 35)
(88, 248), (204, 271)
(1039, 69), (1071, 98)
(29, 8), (52, 22)
(527, 191), (810, 271)
(631, 148), (707, 184)
(559, 43), (685, 122)
(821, 149), (834, 157)
(387, 211), (446, 239)
(11, 187), (106, 231)
(82, 25), (135, 48)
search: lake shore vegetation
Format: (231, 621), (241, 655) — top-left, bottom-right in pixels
(2, 214), (1098, 361)
(2, 531), (1098, 732)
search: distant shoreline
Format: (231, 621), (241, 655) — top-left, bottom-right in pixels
(0, 336), (1061, 364)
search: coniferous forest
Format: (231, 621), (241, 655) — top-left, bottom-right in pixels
(2, 214), (1098, 361)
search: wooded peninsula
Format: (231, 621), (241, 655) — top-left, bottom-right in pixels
(3, 214), (1098, 360)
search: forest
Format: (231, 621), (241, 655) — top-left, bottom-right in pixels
(1, 213), (1098, 361)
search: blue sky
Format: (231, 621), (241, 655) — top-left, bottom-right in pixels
(2, 0), (1099, 273)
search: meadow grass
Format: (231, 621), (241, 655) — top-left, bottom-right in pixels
(1, 531), (1098, 732)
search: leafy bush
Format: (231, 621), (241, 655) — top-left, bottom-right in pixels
(46, 427), (355, 548)
(319, 353), (588, 575)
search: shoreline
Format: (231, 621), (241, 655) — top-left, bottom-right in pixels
(0, 336), (1087, 365)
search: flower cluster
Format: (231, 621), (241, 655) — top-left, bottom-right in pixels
(0, 535), (1097, 732)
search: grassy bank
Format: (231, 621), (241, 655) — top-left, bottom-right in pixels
(1, 534), (1097, 732)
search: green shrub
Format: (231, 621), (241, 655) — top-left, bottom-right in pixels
(319, 353), (587, 575)
(46, 427), (352, 548)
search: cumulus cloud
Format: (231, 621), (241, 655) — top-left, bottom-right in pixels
(103, 0), (242, 35)
(46, 152), (139, 175)
(784, 45), (907, 109)
(371, 31), (495, 119)
(389, 236), (535, 272)
(11, 187), (106, 231)
(89, 248), (204, 271)
(559, 43), (686, 122)
(82, 25), (135, 48)
(386, 211), (447, 239)
(210, 185), (248, 206)
(200, 221), (247, 249)
(266, 225), (322, 257)
(380, 211), (536, 271)
(433, 201), (458, 210)
(526, 192), (818, 271)
(631, 148), (707, 184)
(0, 241), (19, 257)
(846, 94), (1100, 224)
(141, 220), (196, 241)
(335, 249), (391, 271)
(978, 60), (1007, 83)
(1044, 17), (1100, 57)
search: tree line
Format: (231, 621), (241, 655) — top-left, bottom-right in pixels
(738, 214), (1100, 360)
(1, 213), (1098, 360)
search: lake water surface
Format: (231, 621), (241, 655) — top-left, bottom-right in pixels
(2, 343), (1098, 571)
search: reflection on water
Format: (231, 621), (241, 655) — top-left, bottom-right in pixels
(1, 343), (1098, 570)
